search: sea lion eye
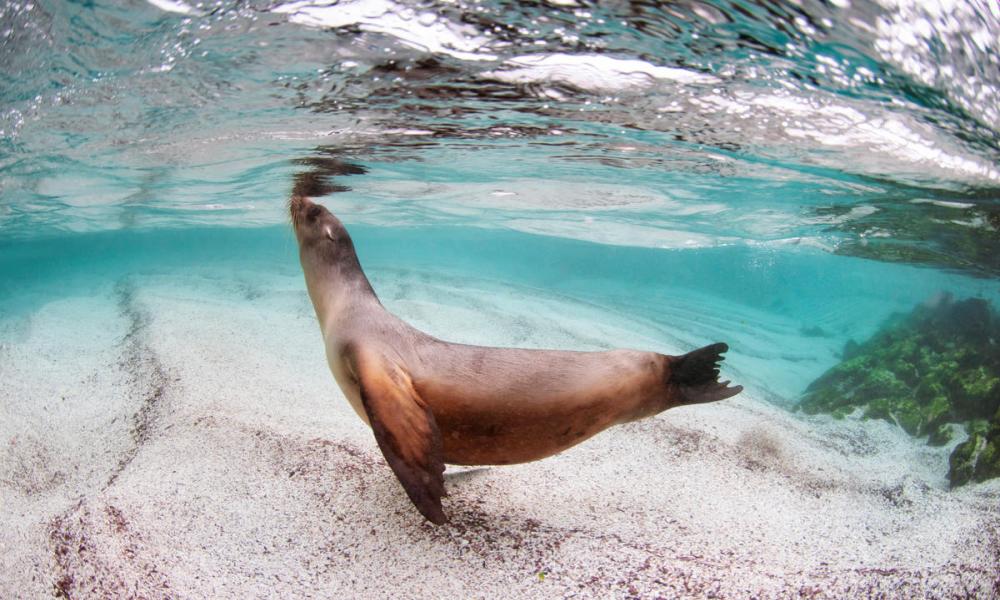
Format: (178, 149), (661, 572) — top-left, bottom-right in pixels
(307, 206), (323, 221)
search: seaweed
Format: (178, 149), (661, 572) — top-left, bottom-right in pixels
(798, 294), (1000, 487)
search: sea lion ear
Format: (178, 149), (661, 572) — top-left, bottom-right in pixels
(349, 348), (447, 525)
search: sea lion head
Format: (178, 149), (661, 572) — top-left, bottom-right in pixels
(290, 195), (375, 321)
(289, 195), (355, 264)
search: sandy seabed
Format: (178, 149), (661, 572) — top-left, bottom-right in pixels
(1, 263), (998, 599)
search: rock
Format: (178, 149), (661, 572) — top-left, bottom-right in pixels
(974, 437), (1000, 482)
(928, 423), (954, 447)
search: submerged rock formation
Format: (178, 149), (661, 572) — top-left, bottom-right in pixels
(799, 294), (1000, 487)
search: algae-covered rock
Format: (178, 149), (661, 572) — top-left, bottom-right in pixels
(949, 432), (986, 488)
(975, 438), (1000, 482)
(799, 295), (1000, 487)
(928, 423), (955, 447)
(944, 419), (1000, 487)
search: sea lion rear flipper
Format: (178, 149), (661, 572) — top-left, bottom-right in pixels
(350, 348), (447, 525)
(670, 342), (743, 404)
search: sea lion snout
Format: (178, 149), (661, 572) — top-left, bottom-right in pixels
(289, 193), (308, 213)
(289, 194), (316, 230)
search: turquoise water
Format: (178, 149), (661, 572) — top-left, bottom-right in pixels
(2, 223), (995, 403)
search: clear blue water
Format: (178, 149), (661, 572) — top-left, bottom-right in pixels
(2, 1), (999, 470)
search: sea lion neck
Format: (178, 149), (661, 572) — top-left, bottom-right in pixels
(299, 226), (381, 332)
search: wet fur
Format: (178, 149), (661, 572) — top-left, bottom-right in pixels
(291, 195), (742, 522)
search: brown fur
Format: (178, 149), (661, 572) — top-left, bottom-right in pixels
(291, 195), (741, 523)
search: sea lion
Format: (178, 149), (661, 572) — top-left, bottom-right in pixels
(290, 194), (742, 524)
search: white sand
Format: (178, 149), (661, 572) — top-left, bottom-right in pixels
(1, 264), (998, 598)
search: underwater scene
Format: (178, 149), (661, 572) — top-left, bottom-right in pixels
(1, 0), (999, 597)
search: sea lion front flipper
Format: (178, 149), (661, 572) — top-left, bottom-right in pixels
(350, 348), (447, 525)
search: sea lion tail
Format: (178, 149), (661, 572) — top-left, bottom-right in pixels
(670, 342), (742, 404)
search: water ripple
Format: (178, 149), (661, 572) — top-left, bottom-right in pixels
(0, 0), (997, 275)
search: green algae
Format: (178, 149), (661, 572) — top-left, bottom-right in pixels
(799, 295), (1000, 487)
